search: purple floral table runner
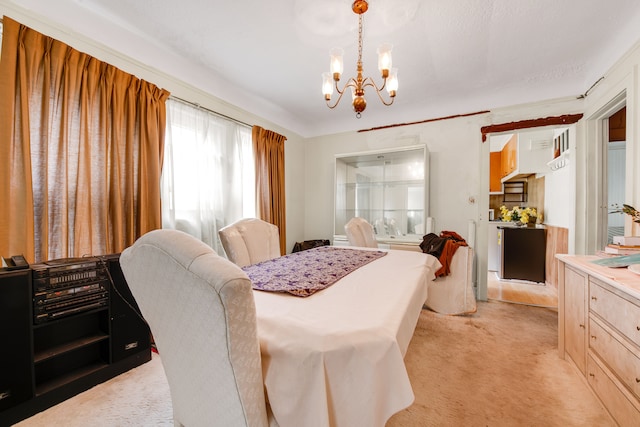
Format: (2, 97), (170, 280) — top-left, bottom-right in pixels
(242, 246), (387, 297)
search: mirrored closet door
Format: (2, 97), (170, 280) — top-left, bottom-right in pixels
(334, 145), (429, 245)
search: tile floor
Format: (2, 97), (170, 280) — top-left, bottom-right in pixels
(486, 270), (558, 308)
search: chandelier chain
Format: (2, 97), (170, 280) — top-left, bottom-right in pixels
(358, 14), (363, 64)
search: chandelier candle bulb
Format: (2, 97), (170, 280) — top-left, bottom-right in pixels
(377, 43), (393, 76)
(387, 68), (398, 95)
(330, 47), (344, 79)
(322, 72), (333, 99)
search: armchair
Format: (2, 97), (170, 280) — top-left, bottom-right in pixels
(120, 229), (272, 427)
(344, 217), (378, 248)
(219, 218), (281, 267)
(424, 246), (477, 315)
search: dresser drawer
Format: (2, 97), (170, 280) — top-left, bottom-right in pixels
(590, 318), (640, 400)
(588, 354), (640, 427)
(589, 278), (640, 347)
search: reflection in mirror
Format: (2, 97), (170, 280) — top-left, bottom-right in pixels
(334, 146), (428, 240)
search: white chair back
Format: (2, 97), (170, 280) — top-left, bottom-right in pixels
(344, 217), (378, 248)
(120, 229), (269, 427)
(219, 218), (281, 267)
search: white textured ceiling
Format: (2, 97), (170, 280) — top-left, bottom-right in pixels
(6, 0), (640, 137)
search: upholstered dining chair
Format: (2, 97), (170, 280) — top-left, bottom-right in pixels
(344, 217), (378, 248)
(219, 218), (281, 267)
(120, 229), (273, 427)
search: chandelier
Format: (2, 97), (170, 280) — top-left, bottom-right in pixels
(322, 0), (398, 118)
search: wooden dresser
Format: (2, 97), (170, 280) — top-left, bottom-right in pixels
(557, 255), (640, 426)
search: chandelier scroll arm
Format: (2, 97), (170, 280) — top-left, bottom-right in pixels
(326, 78), (358, 109)
(362, 77), (396, 106)
(335, 77), (359, 96)
(361, 76), (387, 94)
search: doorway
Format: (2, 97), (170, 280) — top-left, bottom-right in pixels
(580, 92), (627, 254)
(486, 128), (565, 307)
(604, 107), (626, 244)
(479, 115), (582, 303)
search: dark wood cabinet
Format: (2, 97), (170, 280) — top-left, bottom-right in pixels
(32, 309), (111, 395)
(499, 226), (546, 283)
(0, 256), (151, 425)
(0, 269), (33, 413)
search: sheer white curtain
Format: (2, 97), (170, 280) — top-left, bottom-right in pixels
(162, 98), (254, 255)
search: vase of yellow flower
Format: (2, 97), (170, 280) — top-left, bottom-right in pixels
(499, 205), (538, 227)
(521, 207), (538, 227)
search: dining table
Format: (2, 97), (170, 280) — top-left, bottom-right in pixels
(251, 247), (441, 427)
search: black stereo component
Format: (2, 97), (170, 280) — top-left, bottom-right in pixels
(31, 257), (109, 324)
(100, 253), (151, 362)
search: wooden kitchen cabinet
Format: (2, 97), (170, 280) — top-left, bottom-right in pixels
(500, 129), (556, 182)
(501, 134), (517, 177)
(557, 255), (640, 426)
(489, 151), (502, 193)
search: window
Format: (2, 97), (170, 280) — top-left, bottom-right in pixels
(162, 98), (254, 256)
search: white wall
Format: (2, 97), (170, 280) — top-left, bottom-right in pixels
(303, 116), (489, 244)
(544, 165), (575, 239)
(544, 123), (577, 253)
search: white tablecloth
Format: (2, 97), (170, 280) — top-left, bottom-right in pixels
(253, 249), (441, 427)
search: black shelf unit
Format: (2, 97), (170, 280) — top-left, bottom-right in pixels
(33, 308), (111, 396)
(0, 255), (151, 425)
(502, 181), (527, 203)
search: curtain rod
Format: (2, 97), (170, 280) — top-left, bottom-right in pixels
(169, 95), (252, 129)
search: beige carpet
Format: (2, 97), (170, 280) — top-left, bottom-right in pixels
(16, 301), (613, 426)
(387, 301), (612, 426)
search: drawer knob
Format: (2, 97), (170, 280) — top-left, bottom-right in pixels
(589, 373), (595, 378)
(637, 326), (640, 331)
(591, 335), (597, 340)
(579, 324), (585, 328)
(591, 296), (597, 301)
(637, 378), (640, 383)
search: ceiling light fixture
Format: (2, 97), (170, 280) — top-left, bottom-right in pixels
(322, 0), (398, 118)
